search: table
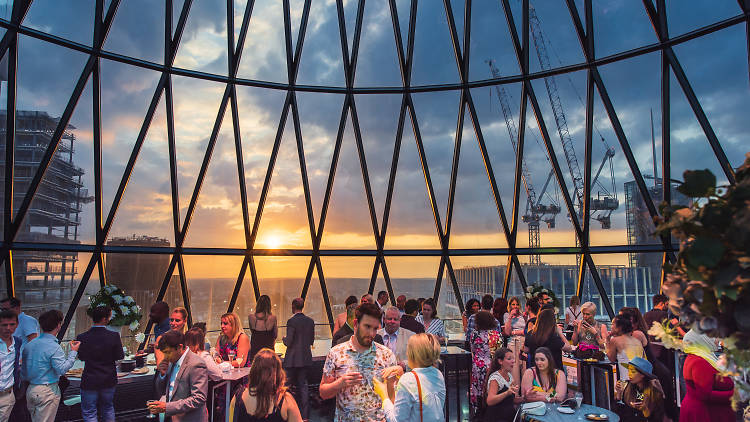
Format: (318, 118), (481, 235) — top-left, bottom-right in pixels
(210, 367), (251, 422)
(569, 358), (617, 410)
(439, 346), (472, 422)
(522, 403), (620, 421)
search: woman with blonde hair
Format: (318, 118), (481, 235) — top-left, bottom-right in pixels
(378, 333), (446, 422)
(571, 301), (607, 347)
(248, 295), (277, 363)
(154, 307), (189, 365)
(230, 348), (303, 422)
(216, 312), (251, 367)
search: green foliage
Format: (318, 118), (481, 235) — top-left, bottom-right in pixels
(88, 285), (143, 330)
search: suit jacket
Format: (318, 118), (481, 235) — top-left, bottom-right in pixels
(76, 326), (125, 390)
(155, 349), (209, 422)
(400, 315), (425, 334)
(377, 327), (415, 365)
(282, 312), (315, 368)
(10, 336), (23, 395)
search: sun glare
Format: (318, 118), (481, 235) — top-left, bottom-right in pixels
(264, 234), (283, 249)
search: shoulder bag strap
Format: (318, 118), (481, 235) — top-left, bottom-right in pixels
(413, 371), (423, 422)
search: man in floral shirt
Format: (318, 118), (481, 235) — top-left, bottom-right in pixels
(320, 303), (402, 422)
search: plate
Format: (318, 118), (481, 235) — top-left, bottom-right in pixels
(131, 367), (149, 375)
(585, 414), (609, 421)
(557, 406), (575, 414)
(117, 372), (129, 378)
(147, 360), (157, 366)
(65, 368), (83, 378)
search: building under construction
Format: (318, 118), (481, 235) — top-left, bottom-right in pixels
(0, 110), (92, 318)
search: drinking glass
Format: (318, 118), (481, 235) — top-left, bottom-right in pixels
(228, 351), (236, 363)
(145, 400), (157, 419)
(575, 392), (583, 408)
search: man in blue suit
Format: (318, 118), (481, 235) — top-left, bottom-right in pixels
(76, 306), (124, 422)
(283, 297), (315, 421)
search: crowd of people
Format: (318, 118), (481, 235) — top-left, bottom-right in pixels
(0, 288), (737, 422)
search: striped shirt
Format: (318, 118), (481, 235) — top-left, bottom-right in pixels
(415, 315), (446, 339)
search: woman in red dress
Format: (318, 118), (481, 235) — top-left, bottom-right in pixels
(680, 330), (734, 422)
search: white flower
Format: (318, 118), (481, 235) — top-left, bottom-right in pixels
(135, 333), (145, 343)
(541, 288), (549, 294)
(525, 293), (532, 299)
(131, 305), (140, 315)
(125, 296), (135, 304)
(112, 295), (124, 304)
(119, 305), (130, 316)
(554, 307), (559, 315)
(111, 310), (118, 318)
(129, 321), (140, 331)
(526, 287), (533, 293)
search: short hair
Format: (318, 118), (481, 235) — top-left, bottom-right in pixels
(0, 297), (20, 308)
(344, 295), (358, 307)
(90, 306), (111, 323)
(383, 306), (400, 318)
(421, 298), (438, 318)
(291, 297), (304, 311)
(581, 301), (597, 314)
(612, 314), (633, 334)
(192, 322), (207, 332)
(184, 327), (206, 351)
(150, 301), (169, 314)
(481, 294), (494, 310)
(653, 294), (668, 306)
(354, 303), (382, 323)
(0, 310), (17, 323)
(39, 310), (63, 332)
(475, 310), (496, 331)
(526, 296), (540, 314)
(157, 330), (185, 350)
(377, 291), (388, 301)
(406, 333), (441, 368)
(404, 299), (420, 315)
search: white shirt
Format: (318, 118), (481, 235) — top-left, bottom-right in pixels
(198, 350), (224, 382)
(565, 306), (582, 324)
(0, 337), (15, 391)
(167, 348), (189, 400)
(383, 329), (399, 355)
(487, 370), (513, 390)
(384, 366), (446, 422)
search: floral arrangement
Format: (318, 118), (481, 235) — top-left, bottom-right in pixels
(87, 284), (143, 332)
(524, 283), (560, 313)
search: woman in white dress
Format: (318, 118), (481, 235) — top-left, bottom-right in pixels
(564, 295), (582, 329)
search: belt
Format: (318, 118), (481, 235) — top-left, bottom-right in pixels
(0, 387), (12, 395)
(29, 382), (58, 387)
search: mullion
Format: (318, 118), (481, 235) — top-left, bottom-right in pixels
(0, 0), (31, 59)
(59, 253), (100, 340)
(3, 22), (18, 297)
(177, 255), (192, 326)
(379, 257), (397, 306)
(658, 0), (671, 287)
(442, 91), (465, 242)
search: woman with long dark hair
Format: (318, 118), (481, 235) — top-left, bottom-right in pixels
(416, 298), (446, 344)
(520, 347), (567, 403)
(483, 347), (522, 422)
(524, 308), (572, 369)
(462, 298), (480, 333)
(492, 298), (508, 324)
(606, 315), (645, 381)
(230, 348), (302, 422)
(248, 295), (277, 363)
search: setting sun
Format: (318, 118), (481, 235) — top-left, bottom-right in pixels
(263, 234), (283, 249)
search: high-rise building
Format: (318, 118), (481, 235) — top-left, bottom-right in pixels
(0, 111), (92, 319)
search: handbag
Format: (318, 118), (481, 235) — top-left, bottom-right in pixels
(413, 371), (423, 422)
(521, 401), (547, 416)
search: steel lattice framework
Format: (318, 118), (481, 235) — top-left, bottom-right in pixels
(0, 0), (747, 341)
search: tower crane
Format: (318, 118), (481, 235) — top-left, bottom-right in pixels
(486, 60), (561, 266)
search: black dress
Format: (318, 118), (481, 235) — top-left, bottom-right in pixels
(483, 371), (517, 422)
(234, 390), (287, 422)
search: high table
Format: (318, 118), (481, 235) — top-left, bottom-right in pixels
(439, 346), (472, 422)
(521, 402), (619, 421)
(568, 357), (617, 410)
(210, 367), (251, 422)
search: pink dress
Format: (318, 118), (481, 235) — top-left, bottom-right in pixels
(680, 354), (735, 422)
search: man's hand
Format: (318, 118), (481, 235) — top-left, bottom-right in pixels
(338, 371), (363, 389)
(157, 361), (169, 376)
(69, 341), (81, 352)
(148, 401), (167, 414)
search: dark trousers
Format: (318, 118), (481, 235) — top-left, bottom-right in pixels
(285, 366), (309, 420)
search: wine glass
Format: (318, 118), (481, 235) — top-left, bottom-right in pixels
(575, 391), (583, 408)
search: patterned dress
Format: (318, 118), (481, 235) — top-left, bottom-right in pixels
(217, 332), (251, 367)
(322, 338), (397, 422)
(469, 329), (502, 415)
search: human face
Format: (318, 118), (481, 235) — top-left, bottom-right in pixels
(582, 309), (595, 324)
(501, 351), (515, 371)
(384, 309), (400, 335)
(541, 294), (551, 305)
(421, 303), (434, 319)
(471, 302), (480, 313)
(220, 317), (233, 336)
(0, 318), (17, 340)
(161, 345), (185, 363)
(354, 314), (379, 347)
(628, 368), (644, 384)
(361, 295), (373, 305)
(534, 352), (549, 371)
(510, 300), (520, 313)
(396, 295), (406, 309)
(170, 312), (185, 331)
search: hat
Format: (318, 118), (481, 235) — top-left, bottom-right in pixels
(624, 356), (657, 380)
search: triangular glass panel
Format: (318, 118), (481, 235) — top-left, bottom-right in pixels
(671, 25), (749, 171)
(354, 0), (402, 87)
(341, 0), (359, 60)
(393, 0), (411, 54)
(236, 1), (288, 84)
(469, 2), (521, 81)
(384, 114), (442, 250)
(171, 75), (226, 224)
(25, 0), (95, 46)
(289, 0), (305, 58)
(666, 0), (740, 37)
(295, 0), (346, 87)
(593, 1), (657, 59)
(301, 261), (331, 339)
(320, 113), (377, 250)
(353, 94), (401, 225)
(15, 76), (96, 246)
(410, 90), (461, 217)
(527, 1), (585, 74)
(449, 0), (465, 44)
(172, 0), (186, 40)
(58, 254), (97, 342)
(173, 0), (228, 75)
(589, 252), (659, 319)
(254, 115), (313, 249)
(183, 110), (245, 248)
(410, 0), (461, 86)
(183, 255), (244, 333)
(385, 256), (441, 304)
(320, 256), (378, 319)
(100, 58), (162, 218)
(517, 253), (579, 308)
(107, 98), (176, 246)
(234, 85), (288, 228)
(295, 91), (343, 223)
(231, 0), (246, 52)
(104, 0), (165, 64)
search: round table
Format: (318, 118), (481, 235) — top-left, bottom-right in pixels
(522, 402), (620, 421)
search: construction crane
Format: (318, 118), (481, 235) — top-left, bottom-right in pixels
(528, 4), (619, 229)
(486, 60), (561, 266)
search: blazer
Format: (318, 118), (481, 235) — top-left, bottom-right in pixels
(400, 315), (425, 334)
(377, 327), (415, 366)
(155, 349), (209, 422)
(76, 326), (125, 390)
(10, 336), (23, 395)
(282, 312), (315, 368)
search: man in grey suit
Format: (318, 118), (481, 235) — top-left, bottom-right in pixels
(149, 330), (208, 422)
(283, 297), (314, 421)
(378, 306), (415, 369)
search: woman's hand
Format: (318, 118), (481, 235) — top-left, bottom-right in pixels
(508, 384), (520, 397)
(382, 365), (404, 382)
